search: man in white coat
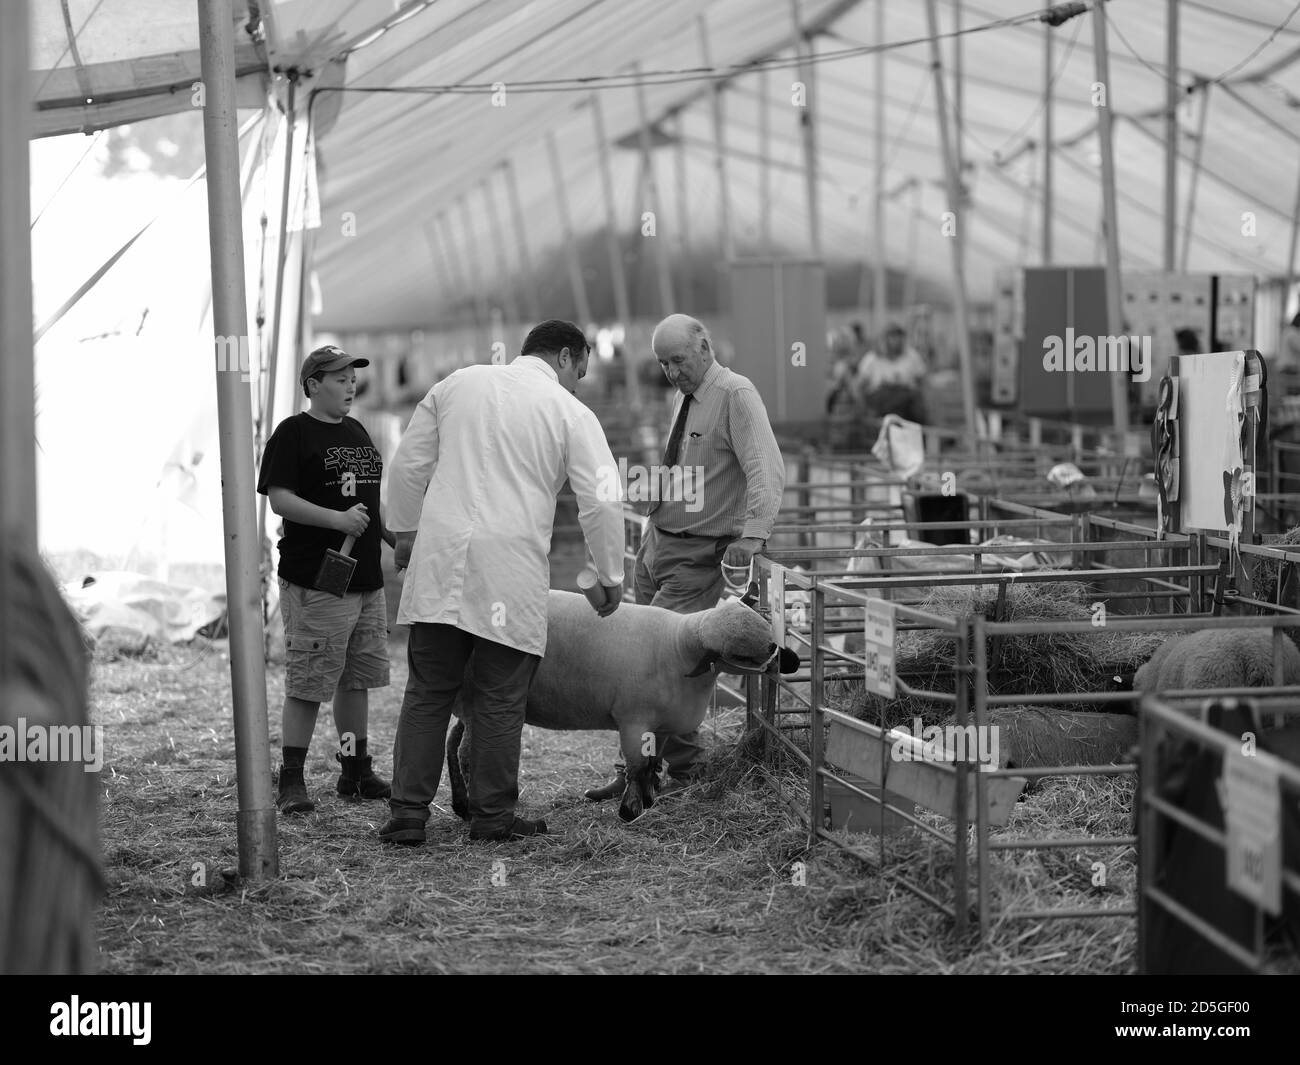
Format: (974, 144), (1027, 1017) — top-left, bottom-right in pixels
(378, 320), (626, 844)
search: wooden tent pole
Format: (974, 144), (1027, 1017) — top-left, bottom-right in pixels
(196, 0), (278, 881)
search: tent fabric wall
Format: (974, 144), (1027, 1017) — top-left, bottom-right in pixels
(28, 2), (1300, 337)
(35, 103), (309, 585)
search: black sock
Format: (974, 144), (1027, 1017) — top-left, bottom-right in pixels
(352, 737), (368, 760)
(282, 746), (308, 770)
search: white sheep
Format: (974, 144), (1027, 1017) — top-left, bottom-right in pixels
(1133, 628), (1300, 693)
(447, 590), (798, 822)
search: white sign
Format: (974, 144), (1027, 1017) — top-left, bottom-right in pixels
(863, 599), (896, 698)
(1222, 748), (1281, 915)
(768, 563), (785, 647)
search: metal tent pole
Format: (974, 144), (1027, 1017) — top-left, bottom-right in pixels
(546, 131), (594, 325)
(257, 83), (298, 551)
(456, 197), (491, 357)
(481, 175), (521, 332)
(1091, 0), (1131, 443)
(1164, 0), (1179, 272)
(759, 65), (773, 254)
(791, 0), (821, 258)
(504, 159), (542, 323)
(633, 63), (676, 314)
(874, 0), (887, 330)
(1178, 82), (1209, 273)
(698, 16), (735, 265)
(924, 0), (978, 444)
(196, 0), (278, 880)
(590, 93), (641, 405)
(0, 0), (36, 561)
(1043, 22), (1053, 265)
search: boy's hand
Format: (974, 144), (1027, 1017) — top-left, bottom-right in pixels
(394, 532), (417, 571)
(336, 503), (370, 538)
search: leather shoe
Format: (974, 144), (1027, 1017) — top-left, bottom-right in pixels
(470, 816), (548, 841)
(584, 772), (626, 802)
(378, 817), (426, 845)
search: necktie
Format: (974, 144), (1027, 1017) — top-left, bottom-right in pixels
(663, 393), (693, 467)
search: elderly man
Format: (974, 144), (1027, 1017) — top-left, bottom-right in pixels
(585, 313), (785, 802)
(379, 320), (625, 845)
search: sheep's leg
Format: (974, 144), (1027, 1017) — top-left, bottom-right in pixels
(447, 682), (473, 822)
(616, 723), (657, 823)
(447, 717), (470, 821)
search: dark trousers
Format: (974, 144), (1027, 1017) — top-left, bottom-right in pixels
(617, 525), (731, 778)
(390, 623), (539, 834)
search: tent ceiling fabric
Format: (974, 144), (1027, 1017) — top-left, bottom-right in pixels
(27, 0), (1300, 332)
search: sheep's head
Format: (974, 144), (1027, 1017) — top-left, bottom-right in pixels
(687, 599), (800, 677)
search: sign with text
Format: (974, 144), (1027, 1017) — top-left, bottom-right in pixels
(863, 599), (896, 698)
(1222, 748), (1281, 915)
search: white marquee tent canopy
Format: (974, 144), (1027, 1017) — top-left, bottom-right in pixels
(28, 0), (1300, 335)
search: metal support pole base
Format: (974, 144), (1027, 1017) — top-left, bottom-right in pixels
(237, 809), (279, 880)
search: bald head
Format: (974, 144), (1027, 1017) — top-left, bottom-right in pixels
(652, 314), (714, 395)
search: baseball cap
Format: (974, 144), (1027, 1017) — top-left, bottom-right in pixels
(300, 344), (370, 384)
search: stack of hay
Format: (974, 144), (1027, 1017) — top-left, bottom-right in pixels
(841, 581), (1167, 747)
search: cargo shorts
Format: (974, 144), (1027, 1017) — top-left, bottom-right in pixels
(278, 578), (390, 702)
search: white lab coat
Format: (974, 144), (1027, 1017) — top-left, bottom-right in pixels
(387, 356), (625, 656)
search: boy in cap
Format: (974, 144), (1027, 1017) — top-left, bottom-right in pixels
(257, 344), (396, 814)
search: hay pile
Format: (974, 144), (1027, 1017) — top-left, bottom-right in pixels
(839, 581), (1168, 731)
(1251, 524), (1300, 604)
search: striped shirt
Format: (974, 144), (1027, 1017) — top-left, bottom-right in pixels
(649, 360), (785, 541)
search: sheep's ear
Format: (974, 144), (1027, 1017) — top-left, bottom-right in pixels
(685, 652), (718, 678)
(778, 647), (800, 673)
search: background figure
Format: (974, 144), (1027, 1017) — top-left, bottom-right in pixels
(380, 320), (625, 846)
(585, 313), (785, 803)
(854, 322), (928, 425)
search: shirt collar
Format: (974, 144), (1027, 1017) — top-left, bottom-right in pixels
(689, 359), (723, 399)
(514, 354), (558, 382)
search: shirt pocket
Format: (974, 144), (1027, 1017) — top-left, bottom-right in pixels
(683, 427), (725, 467)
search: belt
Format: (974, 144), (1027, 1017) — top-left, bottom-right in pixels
(653, 526), (714, 539)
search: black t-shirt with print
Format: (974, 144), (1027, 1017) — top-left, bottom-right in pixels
(256, 412), (384, 592)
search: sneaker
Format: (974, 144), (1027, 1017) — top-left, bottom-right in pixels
(277, 768), (316, 815)
(469, 816), (548, 841)
(378, 816), (426, 846)
(336, 753), (392, 801)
